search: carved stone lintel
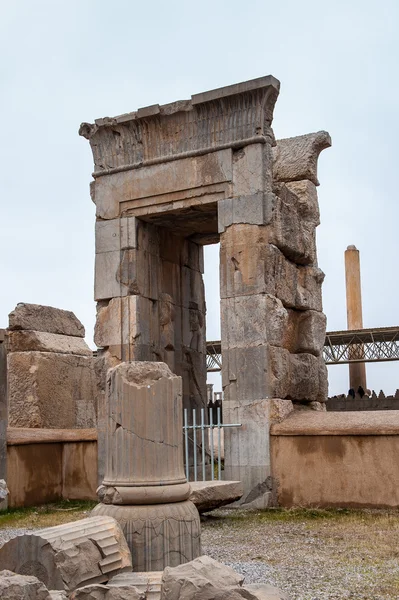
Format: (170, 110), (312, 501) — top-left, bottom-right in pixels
(79, 76), (280, 176)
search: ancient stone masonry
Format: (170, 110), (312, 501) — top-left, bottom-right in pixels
(6, 304), (97, 429)
(80, 76), (330, 506)
(220, 132), (331, 506)
(92, 362), (201, 571)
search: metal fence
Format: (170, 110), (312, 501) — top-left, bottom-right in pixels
(183, 407), (241, 482)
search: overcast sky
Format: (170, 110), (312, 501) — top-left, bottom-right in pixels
(1, 0), (398, 395)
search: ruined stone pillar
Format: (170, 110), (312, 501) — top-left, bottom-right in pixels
(92, 362), (201, 571)
(345, 245), (367, 391)
(0, 330), (7, 510)
(220, 132), (331, 507)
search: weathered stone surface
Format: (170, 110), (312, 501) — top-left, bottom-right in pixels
(245, 583), (290, 600)
(94, 361), (201, 571)
(101, 362), (187, 492)
(272, 184), (316, 265)
(189, 481), (244, 513)
(80, 76), (279, 177)
(294, 310), (326, 356)
(296, 266), (324, 311)
(92, 501), (201, 572)
(285, 180), (320, 226)
(0, 570), (51, 599)
(161, 556), (244, 600)
(223, 398), (272, 509)
(70, 583), (144, 599)
(6, 331), (92, 356)
(268, 347), (324, 402)
(222, 346), (269, 400)
(8, 304), (85, 337)
(108, 572), (161, 600)
(95, 216), (137, 253)
(268, 399), (294, 424)
(8, 352), (97, 428)
(273, 131), (331, 186)
(94, 296), (159, 360)
(0, 517), (132, 592)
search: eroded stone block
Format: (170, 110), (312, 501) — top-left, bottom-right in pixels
(7, 331), (92, 356)
(8, 304), (85, 337)
(0, 570), (51, 600)
(8, 352), (97, 428)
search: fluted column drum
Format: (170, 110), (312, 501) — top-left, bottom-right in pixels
(93, 361), (201, 571)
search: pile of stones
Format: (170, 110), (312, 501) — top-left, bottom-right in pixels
(0, 517), (288, 599)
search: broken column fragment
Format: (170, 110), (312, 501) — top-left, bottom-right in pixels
(0, 516), (132, 592)
(93, 361), (201, 571)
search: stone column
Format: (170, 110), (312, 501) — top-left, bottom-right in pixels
(0, 330), (7, 510)
(345, 245), (367, 391)
(220, 131), (331, 507)
(92, 361), (201, 571)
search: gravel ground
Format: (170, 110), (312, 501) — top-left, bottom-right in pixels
(201, 509), (399, 600)
(1, 509), (399, 599)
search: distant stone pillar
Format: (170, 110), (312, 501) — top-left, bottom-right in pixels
(0, 330), (7, 511)
(345, 245), (367, 391)
(92, 361), (201, 571)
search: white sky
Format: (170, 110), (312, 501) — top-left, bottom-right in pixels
(1, 0), (398, 396)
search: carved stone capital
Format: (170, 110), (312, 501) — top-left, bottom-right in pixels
(273, 130), (332, 185)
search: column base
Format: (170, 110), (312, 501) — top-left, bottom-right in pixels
(92, 500), (201, 572)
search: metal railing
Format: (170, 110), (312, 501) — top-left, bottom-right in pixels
(183, 407), (241, 482)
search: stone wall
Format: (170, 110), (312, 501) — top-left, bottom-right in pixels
(6, 428), (97, 507)
(271, 410), (399, 507)
(327, 390), (399, 411)
(220, 132), (330, 506)
(6, 303), (98, 429)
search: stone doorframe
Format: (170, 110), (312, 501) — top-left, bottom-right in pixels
(80, 76), (331, 506)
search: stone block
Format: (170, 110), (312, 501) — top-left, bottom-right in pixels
(222, 346), (269, 402)
(95, 216), (137, 253)
(232, 143), (268, 197)
(265, 245), (298, 308)
(296, 266), (324, 311)
(289, 352), (322, 402)
(218, 193), (276, 232)
(272, 184), (316, 265)
(286, 180), (320, 225)
(220, 224), (271, 299)
(95, 248), (159, 301)
(8, 352), (97, 428)
(221, 294), (289, 349)
(295, 310), (326, 356)
(160, 555), (244, 600)
(94, 296), (158, 358)
(108, 572), (162, 600)
(268, 346), (291, 399)
(268, 399), (294, 424)
(189, 481), (244, 513)
(0, 516), (132, 592)
(8, 303), (85, 337)
(181, 240), (203, 273)
(0, 570), (51, 600)
(7, 331), (92, 356)
(273, 130), (331, 186)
